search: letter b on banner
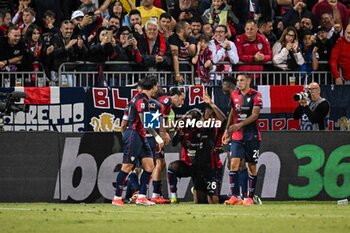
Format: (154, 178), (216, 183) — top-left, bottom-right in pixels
(58, 138), (97, 200)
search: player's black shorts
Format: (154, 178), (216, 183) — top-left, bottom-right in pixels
(230, 139), (260, 164)
(147, 136), (165, 159)
(122, 129), (153, 164)
(193, 167), (218, 196)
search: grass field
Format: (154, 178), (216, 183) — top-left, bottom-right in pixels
(0, 202), (349, 233)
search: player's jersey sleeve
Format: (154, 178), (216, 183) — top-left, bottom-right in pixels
(254, 92), (263, 108)
(159, 96), (172, 115)
(229, 90), (238, 109)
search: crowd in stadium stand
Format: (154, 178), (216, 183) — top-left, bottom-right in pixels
(0, 0), (350, 86)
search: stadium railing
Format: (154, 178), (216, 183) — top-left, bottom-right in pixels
(57, 61), (195, 87)
(0, 62), (47, 87)
(0, 61), (334, 87)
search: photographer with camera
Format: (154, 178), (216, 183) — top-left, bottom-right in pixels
(0, 91), (28, 131)
(293, 82), (330, 130)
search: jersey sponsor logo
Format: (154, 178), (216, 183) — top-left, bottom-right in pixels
(238, 113), (248, 121)
(143, 110), (161, 129)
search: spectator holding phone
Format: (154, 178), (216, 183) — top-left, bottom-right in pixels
(114, 26), (142, 70)
(89, 27), (118, 63)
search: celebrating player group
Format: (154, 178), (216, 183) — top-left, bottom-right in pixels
(112, 73), (263, 206)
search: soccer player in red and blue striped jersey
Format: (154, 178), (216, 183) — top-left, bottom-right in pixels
(222, 73), (263, 206)
(112, 75), (164, 206)
(150, 88), (185, 204)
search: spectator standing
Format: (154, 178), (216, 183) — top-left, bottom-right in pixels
(30, 0), (64, 28)
(190, 17), (202, 41)
(330, 24), (350, 85)
(282, 0), (315, 28)
(235, 20), (272, 79)
(169, 20), (196, 84)
(23, 24), (44, 85)
(48, 20), (88, 85)
(202, 22), (213, 38)
(299, 30), (319, 74)
(320, 12), (343, 39)
(159, 12), (173, 39)
(207, 0), (239, 39)
(41, 10), (59, 35)
(13, 7), (36, 35)
(114, 26), (142, 70)
(88, 26), (118, 63)
(129, 9), (144, 37)
(258, 18), (278, 48)
(171, 0), (200, 22)
(137, 19), (171, 71)
(135, 0), (166, 26)
(312, 0), (348, 29)
(12, 0), (31, 27)
(191, 34), (213, 84)
(0, 25), (25, 73)
(209, 24), (239, 84)
(313, 25), (339, 74)
(108, 0), (130, 26)
(272, 26), (304, 71)
(0, 9), (12, 36)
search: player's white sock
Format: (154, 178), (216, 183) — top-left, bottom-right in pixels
(138, 194), (146, 198)
(170, 193), (177, 199)
(152, 193), (160, 198)
(113, 195), (122, 200)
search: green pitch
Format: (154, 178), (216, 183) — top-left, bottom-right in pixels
(0, 202), (349, 233)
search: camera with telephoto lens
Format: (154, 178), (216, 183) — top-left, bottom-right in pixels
(0, 91), (28, 116)
(293, 91), (310, 102)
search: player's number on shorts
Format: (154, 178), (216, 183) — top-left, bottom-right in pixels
(253, 149), (260, 159)
(207, 181), (217, 190)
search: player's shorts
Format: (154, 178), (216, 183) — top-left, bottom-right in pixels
(230, 140), (260, 164)
(168, 160), (192, 178)
(147, 136), (165, 159)
(193, 169), (218, 196)
(122, 129), (153, 164)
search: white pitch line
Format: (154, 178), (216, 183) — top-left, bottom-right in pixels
(0, 207), (345, 218)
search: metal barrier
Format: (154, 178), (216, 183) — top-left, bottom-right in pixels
(210, 70), (334, 86)
(0, 61), (335, 87)
(57, 61), (195, 87)
(0, 64), (47, 88)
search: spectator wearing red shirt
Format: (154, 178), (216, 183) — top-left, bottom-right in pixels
(330, 24), (350, 85)
(312, 0), (348, 29)
(234, 19), (272, 76)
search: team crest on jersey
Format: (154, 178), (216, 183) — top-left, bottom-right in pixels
(235, 104), (241, 111)
(257, 43), (263, 50)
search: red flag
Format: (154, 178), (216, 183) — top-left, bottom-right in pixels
(258, 85), (304, 113)
(14, 87), (60, 105)
(269, 86), (303, 113)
